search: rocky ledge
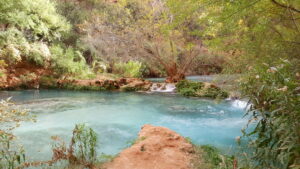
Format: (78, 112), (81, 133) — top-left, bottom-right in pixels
(59, 78), (152, 91)
(104, 124), (195, 169)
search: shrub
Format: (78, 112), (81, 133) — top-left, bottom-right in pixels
(0, 44), (22, 64)
(39, 76), (57, 88)
(51, 124), (98, 168)
(92, 61), (108, 73)
(179, 87), (197, 97)
(176, 80), (203, 97)
(50, 45), (89, 76)
(0, 98), (35, 169)
(0, 133), (26, 169)
(19, 73), (37, 84)
(0, 29), (51, 66)
(0, 0), (70, 41)
(176, 80), (204, 91)
(26, 43), (51, 66)
(70, 124), (98, 165)
(176, 80), (228, 99)
(114, 61), (145, 78)
(0, 0), (70, 66)
(240, 59), (300, 168)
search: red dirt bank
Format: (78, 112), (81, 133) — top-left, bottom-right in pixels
(104, 124), (195, 169)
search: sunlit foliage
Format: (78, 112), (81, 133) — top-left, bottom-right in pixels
(0, 0), (89, 78)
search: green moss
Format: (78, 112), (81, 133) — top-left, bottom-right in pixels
(60, 83), (107, 91)
(179, 88), (198, 97)
(176, 80), (228, 99)
(176, 80), (204, 91)
(120, 85), (141, 92)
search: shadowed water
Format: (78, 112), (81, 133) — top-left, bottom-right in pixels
(0, 90), (248, 162)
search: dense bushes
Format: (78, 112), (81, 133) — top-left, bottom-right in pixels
(240, 59), (300, 168)
(50, 45), (89, 76)
(176, 80), (228, 99)
(0, 0), (70, 41)
(0, 0), (91, 79)
(114, 61), (146, 78)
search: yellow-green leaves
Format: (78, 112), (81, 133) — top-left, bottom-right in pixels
(0, 0), (70, 41)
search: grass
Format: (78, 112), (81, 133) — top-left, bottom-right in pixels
(191, 145), (235, 169)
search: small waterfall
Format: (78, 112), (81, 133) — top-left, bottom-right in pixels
(230, 99), (250, 110)
(150, 83), (176, 93)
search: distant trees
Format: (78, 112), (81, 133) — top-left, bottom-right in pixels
(78, 0), (207, 81)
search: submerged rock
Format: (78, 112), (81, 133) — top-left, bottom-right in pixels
(104, 124), (194, 169)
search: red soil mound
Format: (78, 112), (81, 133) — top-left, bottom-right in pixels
(104, 124), (195, 169)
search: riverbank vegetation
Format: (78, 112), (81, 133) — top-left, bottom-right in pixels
(0, 0), (299, 168)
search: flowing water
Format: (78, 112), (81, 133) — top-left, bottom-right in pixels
(0, 90), (248, 162)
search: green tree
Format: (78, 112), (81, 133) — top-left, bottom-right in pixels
(198, 0), (300, 168)
(0, 0), (91, 79)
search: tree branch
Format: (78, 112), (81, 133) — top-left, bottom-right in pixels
(271, 0), (300, 13)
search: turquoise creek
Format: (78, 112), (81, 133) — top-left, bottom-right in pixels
(0, 90), (248, 161)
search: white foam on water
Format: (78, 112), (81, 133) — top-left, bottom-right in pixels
(231, 99), (250, 110)
(150, 83), (176, 93)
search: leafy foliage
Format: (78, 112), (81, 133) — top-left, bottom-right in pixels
(70, 124), (98, 166)
(50, 45), (89, 76)
(0, 98), (35, 169)
(197, 0), (300, 167)
(198, 0), (300, 73)
(0, 0), (70, 41)
(241, 59), (300, 168)
(0, 0), (91, 79)
(0, 133), (26, 169)
(114, 61), (145, 78)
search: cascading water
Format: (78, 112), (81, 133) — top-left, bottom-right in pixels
(149, 83), (176, 93)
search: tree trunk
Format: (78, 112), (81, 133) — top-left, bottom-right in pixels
(165, 73), (185, 83)
(165, 63), (185, 83)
